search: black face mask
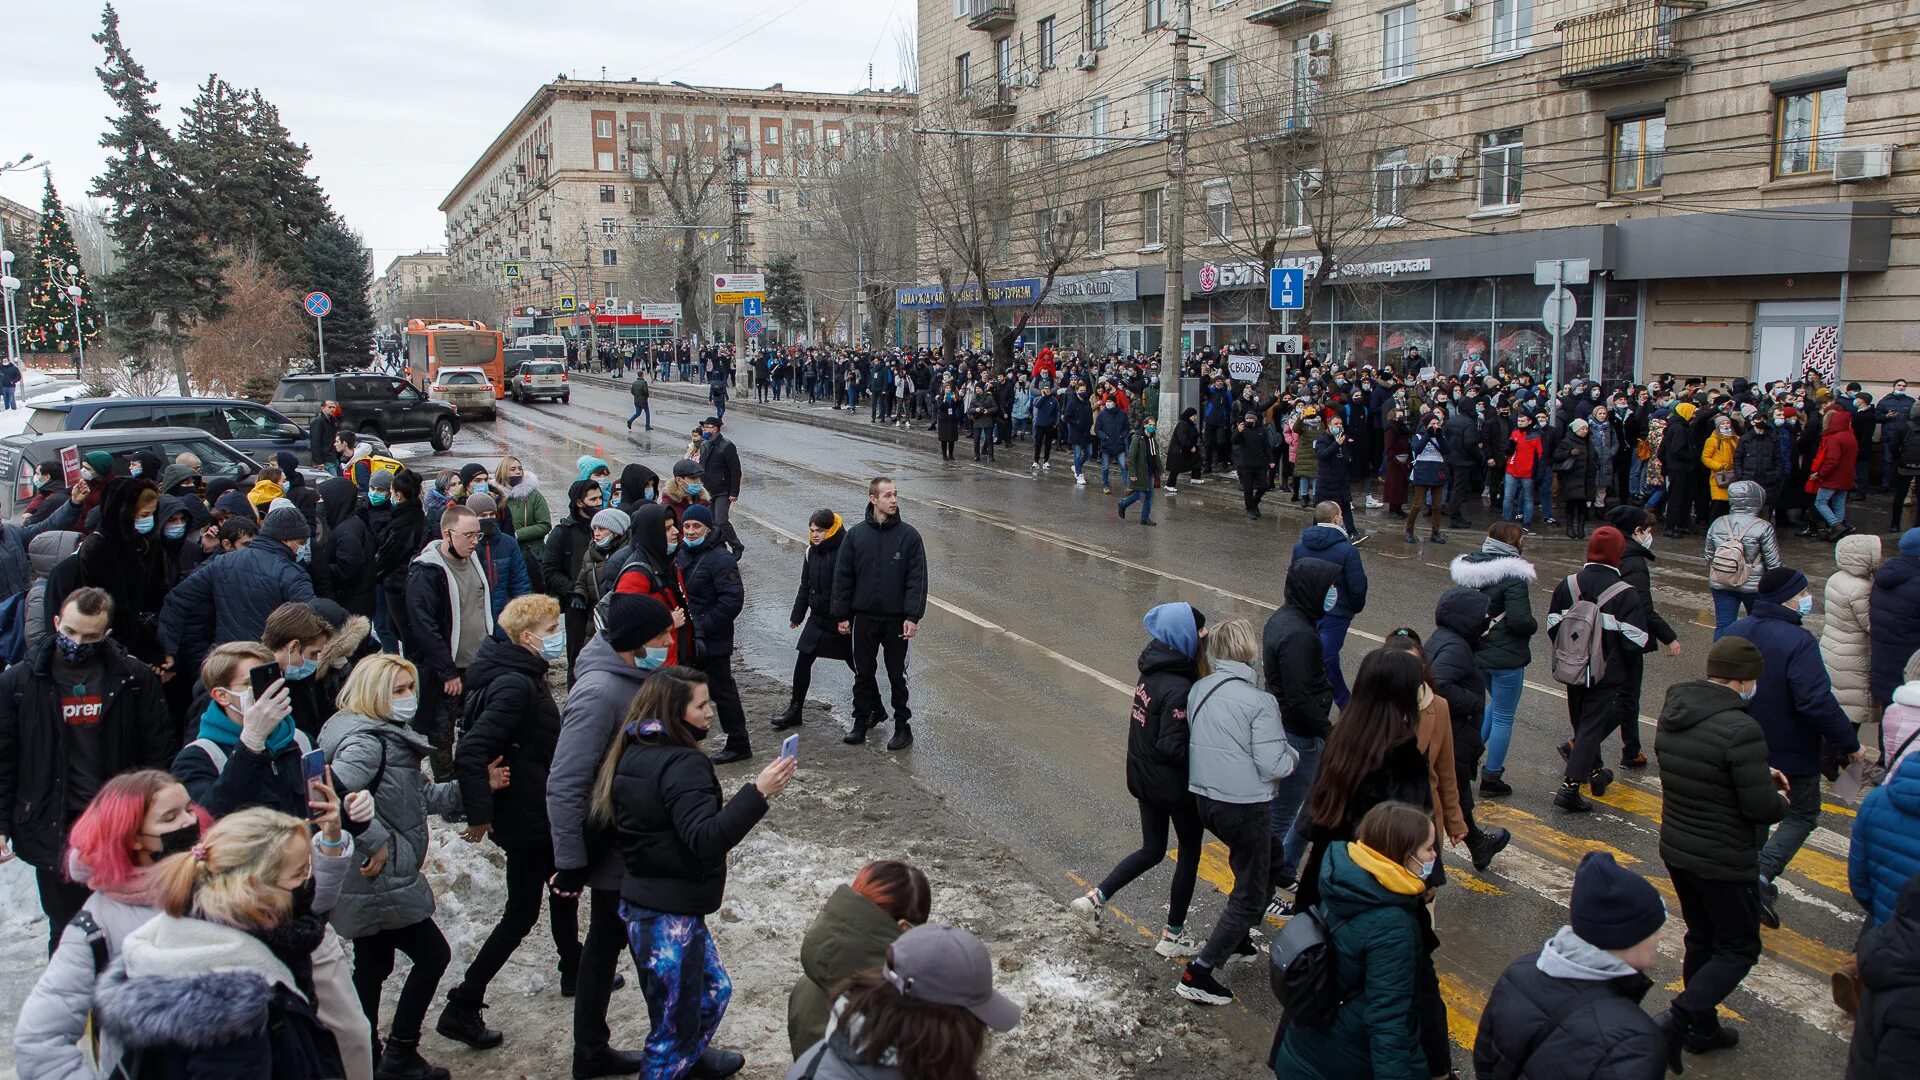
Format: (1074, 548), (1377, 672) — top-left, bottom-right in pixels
(688, 721), (713, 743)
(154, 818), (202, 857)
(285, 876), (317, 919)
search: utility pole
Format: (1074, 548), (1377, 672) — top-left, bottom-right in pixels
(1155, 0), (1193, 439)
(728, 142), (750, 382)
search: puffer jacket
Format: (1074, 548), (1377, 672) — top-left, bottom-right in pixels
(1736, 427), (1784, 493)
(548, 634), (653, 890)
(1726, 601), (1859, 776)
(1185, 658), (1295, 804)
(504, 472), (552, 562)
(791, 529), (850, 661)
(1702, 481), (1783, 594)
(1450, 543), (1537, 670)
(157, 534), (316, 662)
(787, 884), (907, 1058)
(1822, 533), (1881, 725)
(318, 709), (462, 938)
(787, 1026), (907, 1080)
(1293, 524), (1367, 619)
(1872, 554), (1920, 706)
(612, 725), (768, 915)
(678, 538), (744, 658)
(1260, 559), (1340, 740)
(454, 635), (561, 852)
(1700, 430), (1740, 501)
(1128, 636), (1200, 806)
(1472, 927), (1664, 1080)
(1848, 870), (1920, 1080)
(1654, 679), (1787, 882)
(1852, 752), (1920, 929)
(1428, 587), (1490, 733)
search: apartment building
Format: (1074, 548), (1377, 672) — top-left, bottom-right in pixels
(371, 251), (450, 330)
(441, 77), (912, 342)
(911, 0), (1914, 386)
(0, 194), (39, 255)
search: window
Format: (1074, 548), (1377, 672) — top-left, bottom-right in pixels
(764, 124), (780, 145)
(595, 118), (612, 138)
(665, 121), (681, 141)
(1087, 0), (1109, 48)
(1089, 97), (1110, 138)
(1478, 128), (1524, 209)
(602, 248), (618, 266)
(795, 126), (811, 150)
(1141, 188), (1163, 247)
(1204, 180), (1232, 241)
(1145, 80), (1170, 135)
(957, 53), (972, 90)
(1038, 110), (1061, 165)
(1610, 112), (1666, 194)
(601, 217), (617, 236)
(1291, 37), (1319, 123)
(1776, 83), (1847, 175)
(1145, 0), (1167, 28)
(796, 188), (811, 208)
(766, 188), (781, 207)
(1284, 171), (1317, 231)
(1038, 16), (1057, 68)
(992, 212), (1011, 263)
(764, 157), (783, 176)
(595, 151), (614, 171)
(1372, 149), (1409, 223)
(1490, 0), (1533, 55)
(88, 405), (154, 429)
(1210, 57), (1240, 121)
(631, 155), (650, 179)
(599, 185), (616, 203)
(1084, 198), (1106, 251)
(699, 123), (714, 142)
(222, 405), (280, 439)
(996, 37), (1013, 85)
(825, 127), (843, 148)
(1382, 4), (1417, 82)
(732, 124), (747, 143)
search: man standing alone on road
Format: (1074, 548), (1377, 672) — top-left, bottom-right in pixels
(627, 369), (651, 431)
(698, 416), (746, 558)
(832, 477), (928, 750)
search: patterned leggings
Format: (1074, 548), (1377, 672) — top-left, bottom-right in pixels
(622, 902), (731, 1079)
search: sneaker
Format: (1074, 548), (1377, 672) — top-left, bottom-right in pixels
(1265, 897), (1296, 922)
(1620, 751), (1649, 769)
(1118, 502), (1127, 520)
(1352, 532), (1371, 546)
(1068, 890), (1103, 926)
(1429, 532), (1446, 544)
(1165, 485), (1178, 493)
(1042, 461), (1052, 470)
(1588, 767), (1615, 798)
(1468, 827), (1512, 872)
(1031, 461), (1040, 470)
(1757, 878), (1781, 930)
(1154, 929), (1201, 958)
(1404, 531), (1418, 544)
(1223, 937), (1262, 966)
(1365, 495), (1384, 509)
(1175, 964), (1234, 1006)
(1479, 770), (1513, 797)
(1191, 477), (1205, 485)
(1554, 785), (1594, 813)
(1142, 518), (1157, 526)
(1075, 474), (1086, 486)
(1102, 486), (1112, 494)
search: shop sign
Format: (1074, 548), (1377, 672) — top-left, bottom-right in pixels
(1278, 255), (1435, 281)
(1188, 260), (1266, 294)
(895, 278), (1044, 310)
(1049, 270), (1139, 304)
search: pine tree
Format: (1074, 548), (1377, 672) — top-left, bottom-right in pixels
(178, 76), (279, 263)
(303, 215), (373, 368)
(247, 91), (331, 266)
(19, 172), (102, 355)
(764, 252), (805, 333)
(89, 2), (226, 392)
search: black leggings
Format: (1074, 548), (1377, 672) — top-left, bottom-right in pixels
(352, 917), (451, 1043)
(1034, 428), (1056, 464)
(455, 844), (580, 1002)
(1095, 798), (1203, 930)
(791, 649), (854, 706)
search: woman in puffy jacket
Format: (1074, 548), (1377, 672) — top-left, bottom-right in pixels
(1822, 533), (1881, 730)
(774, 509), (854, 729)
(1699, 412), (1741, 519)
(786, 859), (932, 1058)
(1852, 751), (1920, 931)
(1704, 479), (1785, 639)
(1449, 521), (1537, 795)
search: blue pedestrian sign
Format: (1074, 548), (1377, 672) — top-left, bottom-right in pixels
(742, 296), (763, 317)
(1268, 267), (1305, 311)
(743, 315), (764, 336)
(303, 291), (332, 318)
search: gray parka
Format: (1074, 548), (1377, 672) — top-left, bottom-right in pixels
(1186, 658), (1297, 804)
(319, 709), (461, 938)
(548, 633), (654, 889)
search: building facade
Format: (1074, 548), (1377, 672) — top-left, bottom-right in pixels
(911, 0), (1915, 387)
(371, 251), (450, 331)
(0, 194), (40, 257)
(441, 78), (913, 343)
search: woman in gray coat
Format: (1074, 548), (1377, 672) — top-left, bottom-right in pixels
(320, 653), (470, 1080)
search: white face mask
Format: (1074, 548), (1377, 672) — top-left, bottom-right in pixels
(390, 695), (419, 724)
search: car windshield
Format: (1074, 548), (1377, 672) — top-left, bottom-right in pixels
(158, 437), (255, 479)
(275, 380), (327, 402)
(525, 363), (563, 376)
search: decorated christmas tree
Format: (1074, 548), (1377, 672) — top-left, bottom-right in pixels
(20, 172), (102, 354)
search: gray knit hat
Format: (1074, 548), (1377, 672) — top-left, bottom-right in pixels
(590, 507), (631, 536)
(260, 506), (312, 542)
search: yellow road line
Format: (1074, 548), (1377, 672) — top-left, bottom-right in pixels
(1064, 870), (1159, 942)
(1594, 782), (1853, 894)
(1438, 971), (1485, 1048)
(1663, 979), (1746, 1023)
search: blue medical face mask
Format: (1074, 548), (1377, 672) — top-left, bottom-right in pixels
(163, 522), (188, 541)
(1797, 595), (1814, 617)
(370, 491), (389, 506)
(634, 645), (669, 670)
(1413, 858), (1435, 879)
(295, 541), (312, 564)
(1324, 586), (1338, 613)
(283, 658), (318, 681)
(599, 480), (614, 503)
(469, 481), (488, 495)
(1738, 684), (1756, 702)
(540, 629), (566, 660)
(665, 539), (678, 553)
(133, 514), (156, 535)
(684, 532), (707, 549)
(687, 482), (704, 497)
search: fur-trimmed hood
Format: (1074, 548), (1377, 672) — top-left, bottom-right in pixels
(93, 914), (302, 1050)
(318, 613), (373, 670)
(1450, 552), (1537, 589)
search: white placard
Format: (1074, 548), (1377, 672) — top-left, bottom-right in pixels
(1227, 354), (1263, 381)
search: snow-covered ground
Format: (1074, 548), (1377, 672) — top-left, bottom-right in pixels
(0, 368), (90, 440)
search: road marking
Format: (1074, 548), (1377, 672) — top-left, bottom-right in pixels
(1590, 780), (1852, 894)
(1437, 971), (1484, 1049)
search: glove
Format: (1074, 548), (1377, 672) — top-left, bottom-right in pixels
(550, 865), (590, 897)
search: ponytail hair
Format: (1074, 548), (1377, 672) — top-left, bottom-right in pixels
(150, 807), (309, 931)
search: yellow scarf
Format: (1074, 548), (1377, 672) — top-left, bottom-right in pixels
(1347, 841), (1428, 896)
(248, 478), (285, 506)
(818, 513), (843, 542)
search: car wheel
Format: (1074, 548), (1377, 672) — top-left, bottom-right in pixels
(430, 417), (456, 453)
(562, 392), (571, 404)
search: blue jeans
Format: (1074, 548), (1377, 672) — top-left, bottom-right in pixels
(1100, 452), (1127, 489)
(1071, 443), (1091, 477)
(1502, 473), (1534, 527)
(628, 404), (650, 429)
(1710, 588), (1755, 640)
(1318, 615), (1352, 709)
(1118, 485), (1154, 521)
(1, 384), (14, 410)
(1480, 666), (1526, 774)
(1757, 772), (1821, 883)
(1535, 473), (1554, 520)
(1815, 487), (1847, 525)
(1629, 456), (1648, 500)
(1269, 734), (1324, 886)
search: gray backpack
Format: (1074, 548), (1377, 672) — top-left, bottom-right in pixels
(1708, 520), (1760, 589)
(1551, 575), (1632, 687)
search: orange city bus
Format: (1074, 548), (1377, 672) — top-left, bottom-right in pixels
(403, 318), (506, 400)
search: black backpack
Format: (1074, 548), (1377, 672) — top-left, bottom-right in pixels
(1268, 903), (1347, 1030)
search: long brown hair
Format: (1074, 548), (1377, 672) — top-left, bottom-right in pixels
(589, 665), (709, 825)
(1307, 648), (1422, 829)
(833, 968), (987, 1080)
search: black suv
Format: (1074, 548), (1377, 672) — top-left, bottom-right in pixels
(271, 372), (459, 452)
(21, 396), (388, 466)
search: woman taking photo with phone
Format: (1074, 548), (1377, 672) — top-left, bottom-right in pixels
(591, 665), (795, 1079)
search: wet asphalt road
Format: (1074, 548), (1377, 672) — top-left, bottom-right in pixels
(408, 377), (1861, 1077)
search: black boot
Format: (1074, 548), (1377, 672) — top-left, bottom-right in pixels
(886, 720), (914, 751)
(375, 1036), (451, 1080)
(573, 1045), (647, 1080)
(709, 742), (752, 766)
(843, 715), (874, 745)
(689, 1046), (747, 1078)
(770, 702), (804, 730)
(435, 990), (502, 1049)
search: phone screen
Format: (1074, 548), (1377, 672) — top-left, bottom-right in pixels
(780, 734), (799, 761)
(249, 663), (280, 701)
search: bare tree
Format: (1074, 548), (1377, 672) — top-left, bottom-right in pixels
(184, 249), (307, 395)
(632, 122), (732, 342)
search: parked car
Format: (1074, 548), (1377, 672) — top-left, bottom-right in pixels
(21, 396), (388, 465)
(505, 355), (570, 404)
(427, 365), (498, 420)
(271, 372), (460, 452)
(0, 427), (272, 519)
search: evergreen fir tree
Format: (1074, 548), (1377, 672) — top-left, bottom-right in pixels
(303, 214), (373, 367)
(19, 172), (102, 354)
(248, 90), (331, 266)
(178, 76), (280, 264)
(89, 2), (226, 391)
(764, 253), (806, 333)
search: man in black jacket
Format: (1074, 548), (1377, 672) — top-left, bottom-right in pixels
(697, 416), (746, 557)
(405, 504), (490, 758)
(831, 477), (929, 751)
(315, 476), (376, 617)
(1444, 393), (1486, 528)
(1427, 586), (1510, 872)
(1654, 634), (1787, 1057)
(1604, 506), (1680, 771)
(1259, 557), (1338, 906)
(0, 587), (174, 951)
(541, 479), (604, 669)
(1547, 527), (1649, 813)
(676, 506), (749, 764)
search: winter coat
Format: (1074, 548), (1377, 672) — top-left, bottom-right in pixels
(372, 496), (427, 616)
(1546, 564), (1649, 690)
(1812, 420), (1859, 492)
(1617, 537), (1678, 652)
(787, 1026), (908, 1080)
(1272, 842), (1427, 1080)
(403, 541), (491, 683)
(1443, 409), (1484, 468)
(612, 726), (769, 915)
(1472, 928), (1665, 1080)
(319, 709), (459, 938)
(314, 477), (376, 617)
(171, 702), (315, 821)
(1292, 417), (1323, 478)
(787, 885), (907, 1058)
(1852, 753), (1920, 929)
(1553, 432), (1597, 503)
(1095, 405), (1130, 456)
(830, 507), (929, 621)
(1736, 428), (1784, 494)
(1450, 546), (1537, 670)
(1314, 432), (1355, 502)
(0, 637), (174, 869)
(157, 534), (316, 663)
(792, 530), (852, 661)
(1702, 481), (1783, 595)
(1428, 587), (1490, 734)
(933, 392), (964, 441)
(1031, 392), (1059, 431)
(698, 434), (744, 500)
(92, 916), (343, 1080)
(1871, 555), (1920, 706)
(678, 540), (744, 658)
(1261, 559), (1340, 740)
(548, 634), (652, 890)
(1414, 688), (1465, 842)
(1186, 659), (1295, 804)
(1848, 869), (1920, 1080)
(1295, 733), (1433, 911)
(1126, 431), (1161, 491)
(454, 635), (562, 852)
(1127, 639), (1200, 806)
(1505, 428), (1545, 481)
(1822, 534), (1881, 725)
(66, 479), (170, 664)
(542, 510), (596, 602)
(1700, 431), (1740, 501)
(0, 500), (80, 608)
(476, 522), (533, 620)
(1654, 679), (1787, 882)
(504, 474), (553, 562)
(1382, 423), (1412, 505)
(1725, 601), (1859, 776)
(1292, 525), (1367, 619)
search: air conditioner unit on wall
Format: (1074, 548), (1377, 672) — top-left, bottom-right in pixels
(1442, 0), (1473, 21)
(1076, 51), (1099, 71)
(1427, 155), (1460, 181)
(1308, 30), (1334, 55)
(1307, 55), (1334, 79)
(1833, 144), (1893, 182)
(1015, 70), (1039, 88)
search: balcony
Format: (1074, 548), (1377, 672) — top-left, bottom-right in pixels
(966, 3), (1016, 32)
(1557, 0), (1706, 89)
(1244, 0), (1330, 27)
(1243, 107), (1320, 150)
(970, 83), (1016, 123)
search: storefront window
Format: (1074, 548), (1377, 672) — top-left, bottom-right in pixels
(1381, 323), (1431, 374)
(1337, 325), (1380, 369)
(1437, 325), (1491, 373)
(1494, 319), (1552, 375)
(1601, 319), (1637, 387)
(1439, 279), (1493, 320)
(1605, 284), (1637, 320)
(1382, 282), (1434, 322)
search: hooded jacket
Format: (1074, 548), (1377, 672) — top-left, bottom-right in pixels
(1127, 604), (1203, 806)
(1736, 425), (1784, 492)
(1822, 533), (1881, 725)
(1725, 601), (1859, 776)
(455, 634), (563, 852)
(318, 708), (462, 938)
(313, 477), (375, 616)
(403, 540), (491, 683)
(548, 634), (652, 889)
(1428, 587), (1490, 734)
(476, 517), (533, 619)
(612, 504), (693, 666)
(503, 470), (552, 561)
(1094, 402), (1130, 456)
(1546, 563), (1649, 690)
(791, 523), (851, 660)
(1615, 535), (1677, 652)
(1473, 927), (1664, 1080)
(158, 533), (316, 664)
(1871, 553), (1920, 706)
(1293, 524), (1367, 619)
(1654, 679), (1787, 881)
(787, 885), (907, 1058)
(1848, 870), (1920, 1080)
(541, 481), (599, 600)
(67, 478), (169, 663)
(612, 725), (768, 915)
(1186, 658), (1295, 804)
(1702, 481), (1783, 595)
(1261, 559), (1340, 739)
(1852, 752), (1920, 930)
(615, 463), (660, 516)
(0, 498), (80, 601)
(830, 506), (928, 622)
(1812, 418), (1858, 492)
(1450, 543), (1537, 670)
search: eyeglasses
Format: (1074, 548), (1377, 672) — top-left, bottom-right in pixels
(449, 530), (481, 541)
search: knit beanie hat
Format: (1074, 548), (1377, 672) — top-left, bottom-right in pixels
(466, 492), (497, 517)
(681, 504), (715, 528)
(1585, 526), (1625, 567)
(458, 463), (489, 487)
(600, 594), (673, 652)
(1605, 505), (1649, 537)
(370, 470), (394, 491)
(260, 506), (312, 542)
(1902, 528), (1920, 559)
(1570, 852), (1666, 950)
(590, 507), (631, 536)
(1706, 635), (1764, 681)
(1757, 567), (1808, 605)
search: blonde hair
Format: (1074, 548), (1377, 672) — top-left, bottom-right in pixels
(1207, 618), (1259, 664)
(500, 593), (561, 643)
(151, 807), (309, 931)
(497, 454), (523, 479)
(201, 641), (276, 695)
(334, 653), (419, 721)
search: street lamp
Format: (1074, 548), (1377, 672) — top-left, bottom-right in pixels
(52, 262), (85, 381)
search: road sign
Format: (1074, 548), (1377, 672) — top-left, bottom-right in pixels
(1534, 258), (1591, 286)
(712, 273), (765, 295)
(557, 294), (576, 313)
(639, 303), (682, 322)
(743, 315), (764, 336)
(1267, 334), (1304, 356)
(303, 291), (332, 318)
(714, 291), (763, 306)
(741, 296), (763, 317)
(1541, 286), (1578, 335)
(1227, 354), (1263, 381)
(503, 262), (521, 283)
(1267, 267), (1307, 310)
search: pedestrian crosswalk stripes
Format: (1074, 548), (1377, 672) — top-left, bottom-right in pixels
(1588, 779), (1854, 895)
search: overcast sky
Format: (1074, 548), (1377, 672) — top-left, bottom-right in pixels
(1, 0), (913, 274)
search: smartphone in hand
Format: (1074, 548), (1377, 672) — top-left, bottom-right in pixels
(250, 662), (281, 701)
(780, 734), (799, 761)
(300, 750), (328, 818)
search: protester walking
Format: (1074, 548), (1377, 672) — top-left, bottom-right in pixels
(1449, 522), (1536, 796)
(1292, 502), (1367, 709)
(1546, 527), (1649, 812)
(1704, 480), (1783, 639)
(774, 510), (853, 729)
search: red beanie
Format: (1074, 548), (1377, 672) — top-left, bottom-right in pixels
(1586, 526), (1626, 567)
